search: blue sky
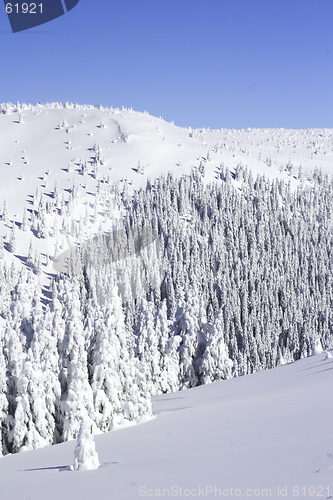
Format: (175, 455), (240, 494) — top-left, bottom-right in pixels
(0, 0), (332, 129)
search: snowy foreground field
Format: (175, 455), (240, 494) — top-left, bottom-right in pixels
(0, 350), (332, 500)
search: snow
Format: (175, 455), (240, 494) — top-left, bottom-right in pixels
(0, 351), (332, 499)
(1, 104), (332, 226)
(313, 338), (324, 356)
(0, 105), (332, 263)
(1, 104), (332, 295)
(72, 418), (100, 471)
(0, 103), (332, 498)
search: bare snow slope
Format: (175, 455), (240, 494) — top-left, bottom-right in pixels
(0, 351), (332, 499)
(1, 104), (332, 285)
(1, 104), (333, 225)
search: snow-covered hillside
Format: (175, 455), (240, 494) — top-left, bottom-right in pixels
(1, 102), (332, 222)
(0, 350), (332, 500)
(1, 102), (332, 284)
(0, 103), (332, 497)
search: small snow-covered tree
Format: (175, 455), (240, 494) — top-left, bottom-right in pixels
(73, 417), (99, 471)
(37, 209), (48, 239)
(159, 334), (181, 394)
(93, 194), (99, 224)
(312, 338), (323, 356)
(0, 265), (10, 319)
(34, 250), (42, 275)
(0, 235), (4, 260)
(53, 180), (60, 207)
(277, 350), (286, 366)
(8, 225), (16, 254)
(21, 206), (29, 231)
(137, 161), (145, 175)
(27, 240), (34, 268)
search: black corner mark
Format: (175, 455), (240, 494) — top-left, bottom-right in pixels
(4, 0), (64, 33)
(64, 0), (79, 12)
(4, 0), (80, 33)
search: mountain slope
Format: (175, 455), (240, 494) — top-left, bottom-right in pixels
(1, 102), (332, 287)
(0, 103), (332, 497)
(1, 103), (332, 223)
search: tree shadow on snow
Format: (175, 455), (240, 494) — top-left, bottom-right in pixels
(23, 465), (72, 472)
(23, 462), (118, 472)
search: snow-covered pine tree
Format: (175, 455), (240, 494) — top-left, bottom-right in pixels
(37, 207), (48, 239)
(11, 341), (51, 452)
(26, 240), (34, 270)
(162, 269), (177, 319)
(0, 235), (4, 260)
(33, 250), (42, 275)
(199, 307), (233, 384)
(38, 305), (61, 444)
(58, 280), (94, 441)
(21, 206), (29, 231)
(2, 323), (25, 453)
(73, 417), (99, 471)
(2, 198), (9, 225)
(155, 299), (180, 393)
(9, 268), (35, 349)
(51, 278), (66, 353)
(91, 286), (152, 429)
(0, 266), (8, 320)
(312, 337), (323, 356)
(173, 286), (204, 389)
(135, 298), (160, 394)
(0, 334), (8, 456)
(90, 291), (125, 432)
(154, 300), (170, 374)
(8, 225), (16, 254)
